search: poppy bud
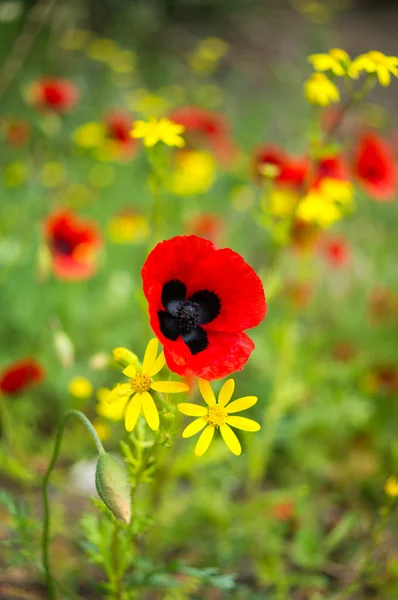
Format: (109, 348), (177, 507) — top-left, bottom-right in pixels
(95, 453), (131, 524)
(112, 347), (140, 369)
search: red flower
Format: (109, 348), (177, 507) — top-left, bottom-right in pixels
(169, 106), (238, 165)
(31, 78), (79, 113)
(313, 154), (348, 186)
(141, 235), (266, 380)
(352, 133), (396, 201)
(2, 118), (30, 147)
(186, 212), (222, 244)
(253, 144), (309, 189)
(45, 210), (101, 280)
(320, 236), (350, 268)
(0, 359), (44, 395)
(104, 110), (138, 159)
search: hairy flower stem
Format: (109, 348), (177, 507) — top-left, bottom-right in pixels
(42, 410), (105, 600)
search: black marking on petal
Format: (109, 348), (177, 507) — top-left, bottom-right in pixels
(189, 290), (221, 324)
(161, 279), (187, 314)
(158, 311), (180, 341)
(182, 327), (208, 355)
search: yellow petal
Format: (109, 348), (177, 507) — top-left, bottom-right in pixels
(218, 379), (235, 407)
(182, 417), (207, 438)
(195, 425), (215, 456)
(198, 379), (216, 406)
(226, 396), (258, 414)
(147, 350), (166, 377)
(151, 381), (189, 393)
(107, 383), (131, 404)
(226, 416), (260, 432)
(142, 338), (158, 374)
(377, 66), (390, 86)
(178, 403), (207, 417)
(220, 424), (241, 456)
(123, 365), (136, 377)
(141, 391), (159, 431)
(124, 393), (142, 431)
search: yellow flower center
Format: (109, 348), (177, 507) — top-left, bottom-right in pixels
(206, 405), (227, 427)
(130, 373), (151, 393)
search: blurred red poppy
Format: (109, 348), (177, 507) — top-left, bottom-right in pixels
(142, 235), (266, 380)
(169, 106), (238, 165)
(104, 110), (138, 159)
(320, 235), (350, 268)
(253, 144), (309, 189)
(352, 133), (396, 201)
(186, 212), (222, 244)
(2, 118), (30, 147)
(0, 359), (44, 395)
(313, 153), (349, 186)
(45, 210), (101, 280)
(31, 78), (79, 113)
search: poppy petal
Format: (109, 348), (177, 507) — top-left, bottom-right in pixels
(158, 311), (180, 341)
(195, 425), (215, 456)
(220, 424), (241, 455)
(181, 327), (208, 355)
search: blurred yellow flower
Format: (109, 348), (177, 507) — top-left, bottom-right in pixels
(73, 122), (105, 148)
(189, 37), (229, 74)
(385, 476), (398, 498)
(60, 29), (89, 51)
(40, 162), (66, 188)
(96, 387), (127, 421)
(304, 73), (340, 106)
(107, 338), (189, 432)
(93, 419), (110, 441)
(107, 213), (150, 244)
(178, 378), (260, 457)
(266, 188), (299, 218)
(169, 150), (216, 196)
(349, 51), (398, 87)
(308, 48), (350, 75)
(321, 178), (353, 204)
(87, 38), (119, 62)
(69, 377), (93, 399)
(297, 178), (353, 228)
(3, 162), (28, 187)
(131, 117), (185, 148)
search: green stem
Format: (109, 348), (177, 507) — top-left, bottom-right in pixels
(42, 410), (105, 599)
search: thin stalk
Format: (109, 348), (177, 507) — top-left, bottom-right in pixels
(42, 410), (105, 599)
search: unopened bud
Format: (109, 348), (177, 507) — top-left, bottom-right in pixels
(95, 453), (131, 524)
(113, 347), (140, 369)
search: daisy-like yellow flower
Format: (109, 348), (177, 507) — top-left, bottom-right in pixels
(385, 476), (398, 498)
(68, 376), (93, 399)
(349, 51), (398, 87)
(168, 150), (216, 196)
(107, 338), (189, 432)
(304, 73), (340, 106)
(308, 48), (350, 76)
(178, 378), (260, 457)
(96, 387), (127, 421)
(131, 117), (185, 148)
(296, 178), (352, 228)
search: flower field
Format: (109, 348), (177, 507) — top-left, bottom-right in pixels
(1, 2), (398, 599)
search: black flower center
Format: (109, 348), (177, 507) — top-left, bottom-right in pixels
(158, 279), (221, 355)
(52, 237), (74, 255)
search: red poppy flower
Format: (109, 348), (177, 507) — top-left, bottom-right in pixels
(352, 133), (396, 201)
(45, 210), (101, 280)
(141, 235), (266, 380)
(253, 144), (309, 189)
(313, 154), (348, 186)
(169, 106), (238, 165)
(0, 359), (44, 395)
(31, 78), (79, 113)
(104, 110), (138, 159)
(320, 235), (350, 268)
(186, 212), (222, 244)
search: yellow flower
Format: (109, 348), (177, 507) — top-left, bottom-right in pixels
(87, 38), (119, 63)
(178, 378), (260, 457)
(131, 117), (185, 148)
(297, 189), (341, 227)
(189, 37), (229, 74)
(40, 162), (66, 188)
(107, 213), (150, 244)
(320, 178), (353, 205)
(308, 48), (350, 76)
(107, 338), (189, 432)
(73, 122), (105, 148)
(385, 476), (398, 498)
(69, 377), (93, 399)
(96, 388), (127, 421)
(349, 51), (398, 86)
(168, 150), (216, 196)
(304, 73), (340, 106)
(93, 419), (110, 441)
(265, 188), (299, 218)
